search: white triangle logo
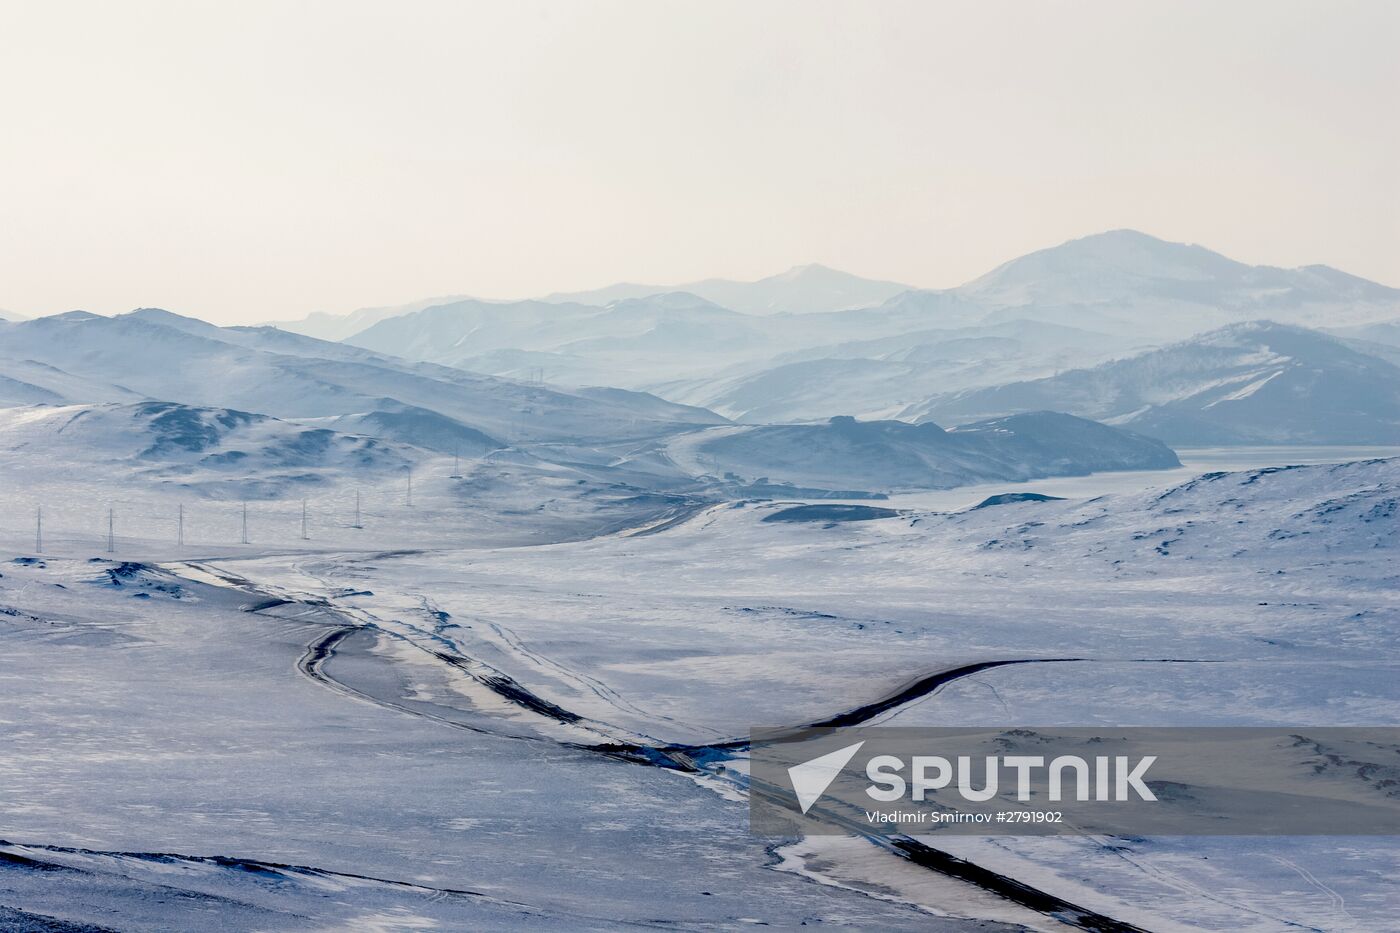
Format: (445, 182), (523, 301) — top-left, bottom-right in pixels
(787, 741), (865, 814)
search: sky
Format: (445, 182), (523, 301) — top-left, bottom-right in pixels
(1, 0), (1396, 325)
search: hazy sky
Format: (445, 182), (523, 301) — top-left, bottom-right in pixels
(2, 0), (1396, 324)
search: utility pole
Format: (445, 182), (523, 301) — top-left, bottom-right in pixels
(354, 489), (362, 529)
(177, 504), (184, 546)
(35, 506), (42, 554)
(406, 468), (413, 507)
(106, 508), (114, 553)
(240, 502), (249, 545)
(451, 447), (462, 479)
(301, 498), (309, 540)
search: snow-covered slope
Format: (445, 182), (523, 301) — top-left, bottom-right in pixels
(908, 321), (1400, 446)
(0, 356), (147, 407)
(662, 411), (1178, 492)
(0, 401), (411, 496)
(660, 320), (1134, 422)
(957, 229), (1400, 336)
(0, 310), (727, 444)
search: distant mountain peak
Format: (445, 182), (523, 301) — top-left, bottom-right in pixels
(1076, 227), (1172, 244)
(124, 308), (208, 325)
(603, 290), (728, 312)
(773, 262), (842, 279)
(956, 230), (1399, 336)
(992, 228), (1239, 275)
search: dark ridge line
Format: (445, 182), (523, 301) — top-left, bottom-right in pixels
(202, 566), (1184, 932)
(663, 658), (1088, 755)
(298, 623), (1166, 932)
(298, 625), (353, 672)
(242, 597), (294, 612)
(745, 771), (1155, 933)
(430, 650), (583, 724)
(810, 658), (1086, 729)
(296, 626), (517, 741)
(890, 838), (1151, 933)
(297, 624), (701, 773)
(0, 838), (497, 898)
(659, 656), (1220, 757)
(0, 839), (678, 929)
(0, 903), (118, 933)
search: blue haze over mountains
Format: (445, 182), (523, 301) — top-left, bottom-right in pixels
(2, 229), (1398, 500)
(314, 229), (1400, 447)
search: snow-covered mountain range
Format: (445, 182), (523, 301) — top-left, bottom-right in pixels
(274, 231), (1400, 435)
(0, 309), (723, 447)
(907, 322), (1400, 446)
(4, 229), (1398, 505)
(655, 320), (1135, 423)
(0, 305), (1186, 497)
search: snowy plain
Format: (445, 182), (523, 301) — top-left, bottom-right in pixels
(3, 445), (1397, 930)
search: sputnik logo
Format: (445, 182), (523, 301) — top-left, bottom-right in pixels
(787, 741), (865, 814)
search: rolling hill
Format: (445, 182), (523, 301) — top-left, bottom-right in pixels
(907, 322), (1400, 446)
(0, 401), (412, 496)
(660, 411), (1179, 493)
(0, 310), (726, 447)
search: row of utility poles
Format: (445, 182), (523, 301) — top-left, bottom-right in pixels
(31, 493), (368, 554)
(22, 459), (469, 554)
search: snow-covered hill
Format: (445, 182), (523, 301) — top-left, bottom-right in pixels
(959, 229), (1400, 336)
(0, 310), (726, 445)
(908, 322), (1400, 445)
(661, 411), (1178, 493)
(658, 320), (1134, 422)
(0, 401), (411, 496)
